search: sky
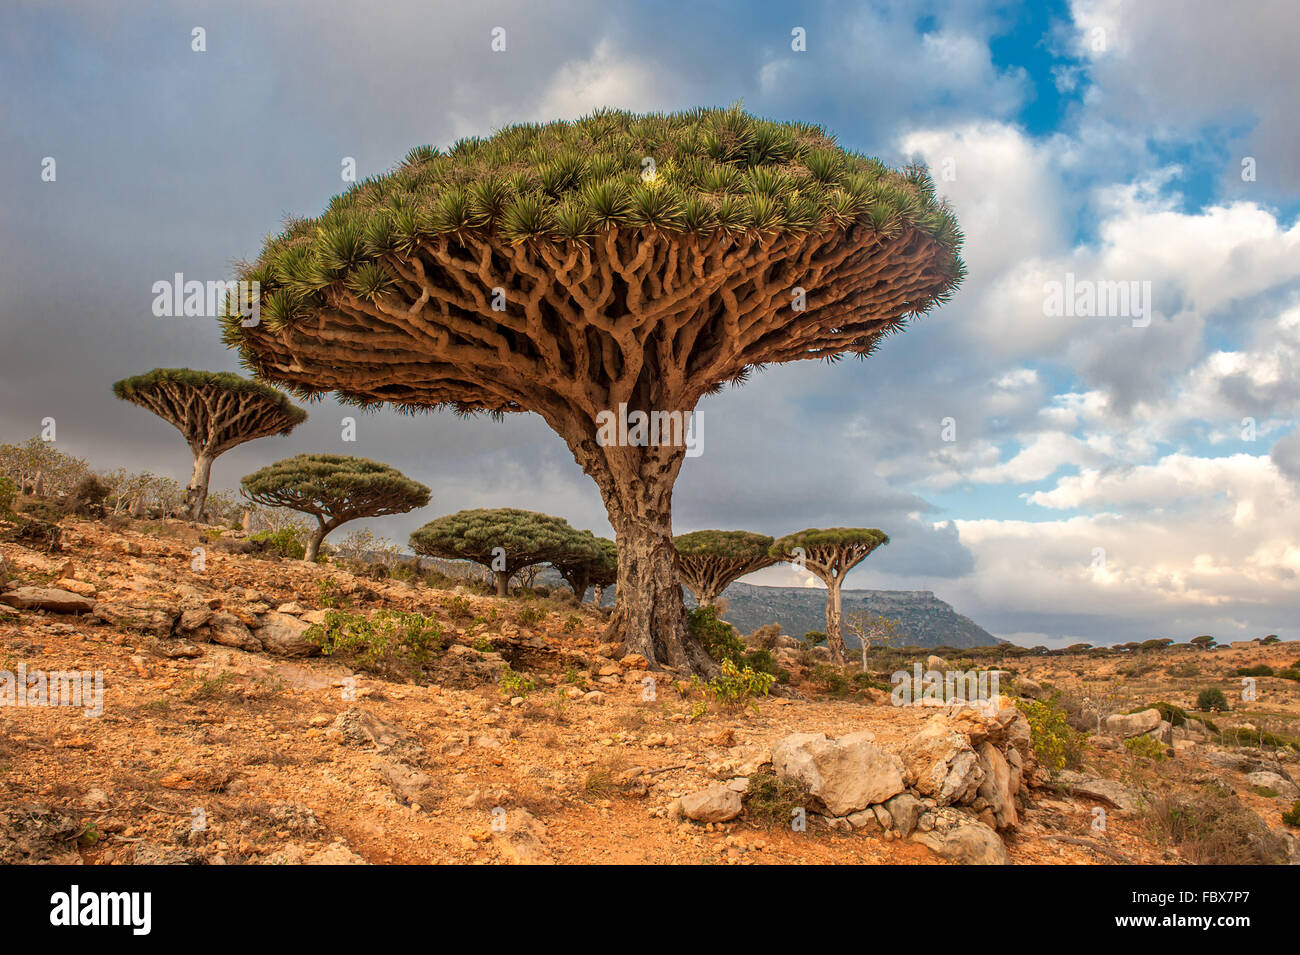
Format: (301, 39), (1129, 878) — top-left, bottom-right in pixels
(2, 0), (1299, 647)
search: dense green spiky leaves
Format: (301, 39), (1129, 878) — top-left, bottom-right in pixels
(770, 527), (890, 559)
(221, 105), (964, 346)
(675, 529), (774, 562)
(409, 507), (588, 574)
(240, 454), (430, 522)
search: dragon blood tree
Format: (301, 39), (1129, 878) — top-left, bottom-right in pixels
(674, 530), (776, 608)
(771, 528), (889, 666)
(553, 531), (617, 602)
(410, 508), (583, 597)
(240, 454), (430, 561)
(112, 369), (307, 520)
(221, 106), (964, 674)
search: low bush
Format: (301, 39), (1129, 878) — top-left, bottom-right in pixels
(743, 772), (811, 828)
(1196, 687), (1230, 712)
(1016, 697), (1084, 772)
(1150, 787), (1290, 864)
(688, 605), (745, 666)
(305, 609), (445, 677)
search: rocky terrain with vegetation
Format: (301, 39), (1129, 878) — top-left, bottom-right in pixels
(3, 508), (1299, 866)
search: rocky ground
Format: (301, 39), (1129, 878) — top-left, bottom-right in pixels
(2, 516), (1298, 865)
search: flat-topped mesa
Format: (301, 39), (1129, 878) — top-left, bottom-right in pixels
(222, 105), (964, 674)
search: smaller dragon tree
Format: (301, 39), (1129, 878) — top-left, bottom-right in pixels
(240, 454), (430, 561)
(770, 528), (889, 666)
(410, 508), (584, 597)
(112, 369), (306, 520)
(552, 531), (617, 602)
(674, 530), (776, 608)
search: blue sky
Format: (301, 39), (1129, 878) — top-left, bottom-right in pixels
(3, 0), (1299, 646)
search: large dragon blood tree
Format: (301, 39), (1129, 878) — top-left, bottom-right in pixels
(221, 106), (964, 674)
(112, 369), (307, 520)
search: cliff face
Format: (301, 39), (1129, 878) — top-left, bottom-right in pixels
(708, 582), (1002, 648)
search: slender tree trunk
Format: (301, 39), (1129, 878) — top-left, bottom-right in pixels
(494, 570), (510, 597)
(304, 522), (327, 562)
(185, 449), (214, 521)
(825, 578), (846, 665)
(591, 584), (606, 607)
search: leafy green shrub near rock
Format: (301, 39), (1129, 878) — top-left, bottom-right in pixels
(744, 772), (810, 828)
(1196, 687), (1229, 712)
(687, 605), (746, 666)
(1137, 701), (1187, 726)
(250, 527), (307, 560)
(696, 659), (775, 710)
(1016, 698), (1084, 772)
(1124, 735), (1168, 760)
(1283, 800), (1300, 828)
(306, 609), (444, 677)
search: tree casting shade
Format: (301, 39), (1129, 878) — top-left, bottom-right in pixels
(223, 105), (963, 673)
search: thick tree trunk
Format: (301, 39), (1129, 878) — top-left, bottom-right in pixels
(494, 570), (510, 597)
(185, 450), (214, 521)
(304, 523), (327, 562)
(548, 407), (714, 675)
(825, 579), (846, 665)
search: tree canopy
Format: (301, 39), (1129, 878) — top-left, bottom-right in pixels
(410, 507), (586, 596)
(220, 105), (963, 674)
(771, 528), (890, 665)
(552, 531), (617, 601)
(674, 529), (775, 607)
(240, 454), (430, 561)
(113, 368), (306, 520)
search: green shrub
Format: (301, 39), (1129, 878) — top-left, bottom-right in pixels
(743, 772), (810, 828)
(1283, 800), (1300, 828)
(1139, 701), (1187, 726)
(516, 606), (547, 627)
(808, 663), (851, 696)
(305, 609), (444, 677)
(250, 527), (307, 559)
(1235, 664), (1274, 677)
(1124, 735), (1168, 760)
(1196, 687), (1229, 711)
(1016, 697), (1084, 772)
(800, 630), (826, 649)
(499, 667), (536, 699)
(740, 648), (789, 684)
(441, 595), (473, 620)
(695, 659), (775, 710)
(1276, 668), (1300, 682)
(688, 605), (745, 666)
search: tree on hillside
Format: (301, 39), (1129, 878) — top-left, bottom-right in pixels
(553, 531), (617, 602)
(674, 529), (776, 607)
(845, 610), (904, 673)
(240, 454), (430, 561)
(1190, 634), (1216, 650)
(410, 508), (584, 597)
(221, 106), (964, 673)
(771, 528), (889, 666)
(113, 369), (306, 520)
